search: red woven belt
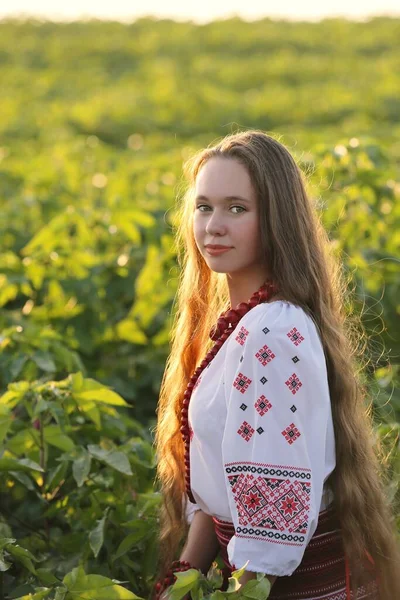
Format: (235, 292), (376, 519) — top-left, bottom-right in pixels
(212, 505), (378, 600)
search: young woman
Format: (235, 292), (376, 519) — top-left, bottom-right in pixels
(153, 131), (400, 600)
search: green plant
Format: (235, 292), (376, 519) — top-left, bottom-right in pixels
(0, 373), (160, 598)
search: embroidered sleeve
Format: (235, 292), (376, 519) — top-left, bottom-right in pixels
(221, 301), (333, 576)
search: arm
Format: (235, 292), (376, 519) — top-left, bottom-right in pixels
(222, 302), (332, 579)
(179, 510), (277, 591)
(179, 508), (220, 574)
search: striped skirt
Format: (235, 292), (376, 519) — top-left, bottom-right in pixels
(212, 505), (378, 600)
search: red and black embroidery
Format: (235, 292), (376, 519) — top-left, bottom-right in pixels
(255, 394), (272, 416)
(233, 373), (252, 394)
(255, 344), (275, 366)
(285, 372), (302, 395)
(235, 326), (249, 346)
(287, 327), (304, 346)
(282, 423), (301, 445)
(224, 462), (311, 546)
(237, 421), (255, 441)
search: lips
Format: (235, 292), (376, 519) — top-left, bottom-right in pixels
(205, 246), (232, 256)
(205, 245), (231, 249)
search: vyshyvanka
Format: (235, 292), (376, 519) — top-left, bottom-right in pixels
(184, 300), (379, 599)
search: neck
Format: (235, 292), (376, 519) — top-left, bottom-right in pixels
(226, 271), (271, 308)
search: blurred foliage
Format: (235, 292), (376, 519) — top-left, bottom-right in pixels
(0, 374), (159, 598)
(0, 15), (399, 599)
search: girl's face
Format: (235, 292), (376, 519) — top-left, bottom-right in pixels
(193, 156), (265, 277)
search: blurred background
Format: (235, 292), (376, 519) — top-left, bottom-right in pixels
(0, 3), (399, 599)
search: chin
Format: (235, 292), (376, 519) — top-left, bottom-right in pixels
(207, 266), (230, 274)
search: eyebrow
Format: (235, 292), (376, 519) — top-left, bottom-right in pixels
(195, 195), (252, 204)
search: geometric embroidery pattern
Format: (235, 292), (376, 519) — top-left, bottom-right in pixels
(235, 326), (249, 346)
(233, 373), (252, 394)
(224, 462), (311, 546)
(255, 395), (272, 416)
(285, 373), (302, 395)
(281, 423), (301, 445)
(255, 344), (275, 367)
(287, 327), (305, 346)
(237, 421), (255, 442)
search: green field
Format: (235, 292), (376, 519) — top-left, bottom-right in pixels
(0, 16), (399, 599)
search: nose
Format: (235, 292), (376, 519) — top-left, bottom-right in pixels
(205, 209), (227, 236)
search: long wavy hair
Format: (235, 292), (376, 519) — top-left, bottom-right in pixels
(154, 130), (400, 598)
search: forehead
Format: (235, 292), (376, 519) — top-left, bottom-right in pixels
(195, 157), (256, 200)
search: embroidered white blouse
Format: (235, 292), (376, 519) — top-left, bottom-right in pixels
(185, 300), (336, 577)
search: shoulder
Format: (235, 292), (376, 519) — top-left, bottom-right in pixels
(240, 300), (317, 332)
(229, 300), (324, 356)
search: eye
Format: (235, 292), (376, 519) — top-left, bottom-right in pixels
(231, 205), (246, 214)
(195, 205), (246, 214)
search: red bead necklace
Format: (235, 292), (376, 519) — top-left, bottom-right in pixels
(180, 279), (278, 503)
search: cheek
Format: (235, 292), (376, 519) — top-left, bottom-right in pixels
(238, 215), (260, 244)
(192, 215), (203, 243)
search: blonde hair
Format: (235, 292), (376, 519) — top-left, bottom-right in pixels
(154, 130), (400, 598)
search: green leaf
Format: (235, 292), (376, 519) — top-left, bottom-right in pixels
(33, 396), (49, 417)
(0, 415), (11, 444)
(230, 561), (249, 581)
(36, 567), (60, 585)
(63, 567), (141, 598)
(88, 445), (133, 475)
(32, 351), (56, 372)
(6, 542), (37, 574)
(6, 542), (37, 561)
(46, 460), (68, 492)
(70, 372), (84, 392)
(112, 523), (149, 561)
(89, 509), (109, 558)
(206, 563), (223, 590)
(167, 569), (202, 600)
(13, 589), (52, 600)
(9, 356), (28, 379)
(69, 587), (142, 599)
(54, 587), (67, 600)
(6, 428), (40, 454)
(0, 381), (29, 407)
(0, 550), (11, 571)
(225, 576), (242, 593)
(72, 451), (91, 487)
(208, 592), (226, 600)
(0, 457), (44, 472)
(0, 537), (16, 551)
(43, 425), (75, 452)
(74, 379), (128, 406)
(240, 575), (271, 599)
(173, 569), (200, 589)
(167, 583), (194, 600)
(116, 319), (147, 345)
(9, 471), (36, 490)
